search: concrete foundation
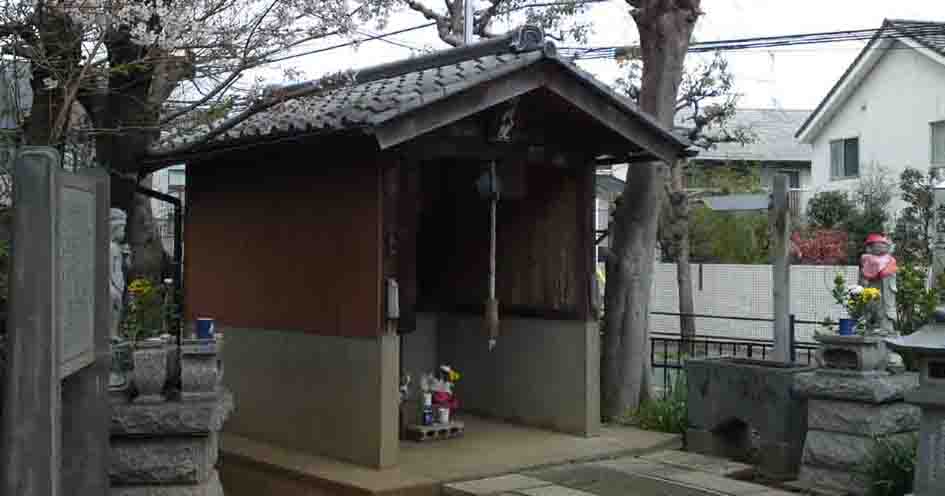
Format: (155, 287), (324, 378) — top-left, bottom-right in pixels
(436, 315), (600, 437)
(221, 327), (399, 468)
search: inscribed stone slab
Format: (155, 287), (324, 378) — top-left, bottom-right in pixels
(58, 183), (97, 378)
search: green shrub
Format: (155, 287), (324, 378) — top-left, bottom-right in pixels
(863, 434), (917, 496)
(625, 372), (687, 434)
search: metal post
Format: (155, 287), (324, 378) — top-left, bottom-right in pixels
(789, 313), (797, 363)
(173, 202), (183, 343)
(463, 0), (474, 45)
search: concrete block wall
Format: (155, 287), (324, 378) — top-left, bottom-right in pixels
(437, 315), (600, 436)
(650, 263), (860, 342)
(220, 327), (399, 469)
(109, 390), (234, 495)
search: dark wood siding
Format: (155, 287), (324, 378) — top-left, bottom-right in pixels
(417, 160), (590, 318)
(185, 146), (383, 337)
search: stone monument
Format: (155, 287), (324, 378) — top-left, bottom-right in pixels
(886, 308), (945, 496)
(110, 208), (128, 338)
(1, 148), (111, 495)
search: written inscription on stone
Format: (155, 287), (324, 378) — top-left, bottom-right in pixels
(59, 184), (96, 378)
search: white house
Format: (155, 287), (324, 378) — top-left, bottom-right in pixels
(796, 19), (945, 215)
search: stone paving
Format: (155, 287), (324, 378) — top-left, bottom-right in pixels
(444, 450), (797, 496)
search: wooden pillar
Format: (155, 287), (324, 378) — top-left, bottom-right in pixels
(770, 174), (791, 363)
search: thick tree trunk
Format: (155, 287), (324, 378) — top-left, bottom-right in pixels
(601, 0), (700, 419)
(97, 31), (169, 283)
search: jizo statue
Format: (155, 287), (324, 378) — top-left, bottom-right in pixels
(110, 208), (129, 337)
(859, 233), (898, 336)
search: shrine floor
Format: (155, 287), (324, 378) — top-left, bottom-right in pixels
(218, 414), (682, 496)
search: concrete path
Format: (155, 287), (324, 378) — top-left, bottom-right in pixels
(444, 450), (796, 496)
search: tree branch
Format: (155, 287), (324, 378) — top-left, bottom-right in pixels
(146, 70), (357, 158)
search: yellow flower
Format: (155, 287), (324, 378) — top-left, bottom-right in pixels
(861, 288), (881, 301)
(448, 370), (461, 382)
(128, 278), (153, 296)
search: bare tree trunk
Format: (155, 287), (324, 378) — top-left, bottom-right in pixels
(602, 0), (700, 419)
(669, 161), (696, 354)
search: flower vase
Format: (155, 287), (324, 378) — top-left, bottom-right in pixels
(838, 318), (857, 336)
(132, 338), (168, 403)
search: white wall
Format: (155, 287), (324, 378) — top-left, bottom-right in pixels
(809, 41), (945, 214)
(649, 263), (860, 343)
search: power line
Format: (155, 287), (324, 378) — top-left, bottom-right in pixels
(562, 22), (945, 60)
(262, 0), (609, 65)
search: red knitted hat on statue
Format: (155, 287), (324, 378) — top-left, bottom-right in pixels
(864, 233), (890, 245)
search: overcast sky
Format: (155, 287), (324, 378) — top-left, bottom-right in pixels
(254, 0), (945, 111)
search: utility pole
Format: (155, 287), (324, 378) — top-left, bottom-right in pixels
(464, 0), (474, 45)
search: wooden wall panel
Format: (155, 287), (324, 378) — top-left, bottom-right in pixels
(185, 143), (382, 337)
(416, 160), (586, 316)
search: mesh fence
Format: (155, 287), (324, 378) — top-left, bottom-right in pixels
(648, 263), (860, 343)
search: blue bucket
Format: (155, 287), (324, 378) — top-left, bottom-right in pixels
(196, 318), (215, 339)
(838, 318), (856, 336)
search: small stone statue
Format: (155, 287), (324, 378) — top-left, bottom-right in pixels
(858, 233), (898, 336)
(110, 208), (129, 338)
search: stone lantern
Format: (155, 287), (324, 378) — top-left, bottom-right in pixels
(886, 307), (945, 496)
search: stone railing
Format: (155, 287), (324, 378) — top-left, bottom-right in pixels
(109, 337), (232, 496)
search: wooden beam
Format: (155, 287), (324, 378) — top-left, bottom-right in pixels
(542, 63), (684, 165)
(373, 68), (547, 150)
(770, 174), (791, 363)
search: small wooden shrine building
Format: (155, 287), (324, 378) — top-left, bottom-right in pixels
(145, 25), (690, 470)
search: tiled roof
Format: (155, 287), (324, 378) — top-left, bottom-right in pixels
(157, 50), (546, 151)
(154, 27), (686, 159)
(682, 108), (813, 164)
(887, 19), (945, 57)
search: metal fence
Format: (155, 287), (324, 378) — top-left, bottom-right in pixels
(649, 311), (823, 389)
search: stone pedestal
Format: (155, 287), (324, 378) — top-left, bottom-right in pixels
(814, 335), (889, 371)
(180, 339), (220, 400)
(109, 388), (234, 495)
(686, 358), (814, 480)
(793, 370), (919, 495)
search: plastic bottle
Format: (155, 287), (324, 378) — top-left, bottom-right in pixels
(421, 392), (434, 426)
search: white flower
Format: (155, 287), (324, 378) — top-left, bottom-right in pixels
(847, 285), (864, 296)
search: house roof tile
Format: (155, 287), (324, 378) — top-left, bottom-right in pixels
(153, 27), (688, 161)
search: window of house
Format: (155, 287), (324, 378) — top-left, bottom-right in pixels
(830, 137), (859, 179)
(932, 121), (945, 165)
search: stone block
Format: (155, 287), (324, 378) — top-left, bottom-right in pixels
(807, 399), (919, 435)
(801, 430), (914, 472)
(443, 475), (552, 495)
(111, 390), (233, 436)
(109, 433), (217, 485)
(111, 470), (223, 496)
(798, 465), (870, 496)
(180, 341), (220, 400)
(685, 358), (812, 479)
(793, 371), (918, 404)
(639, 450), (753, 477)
